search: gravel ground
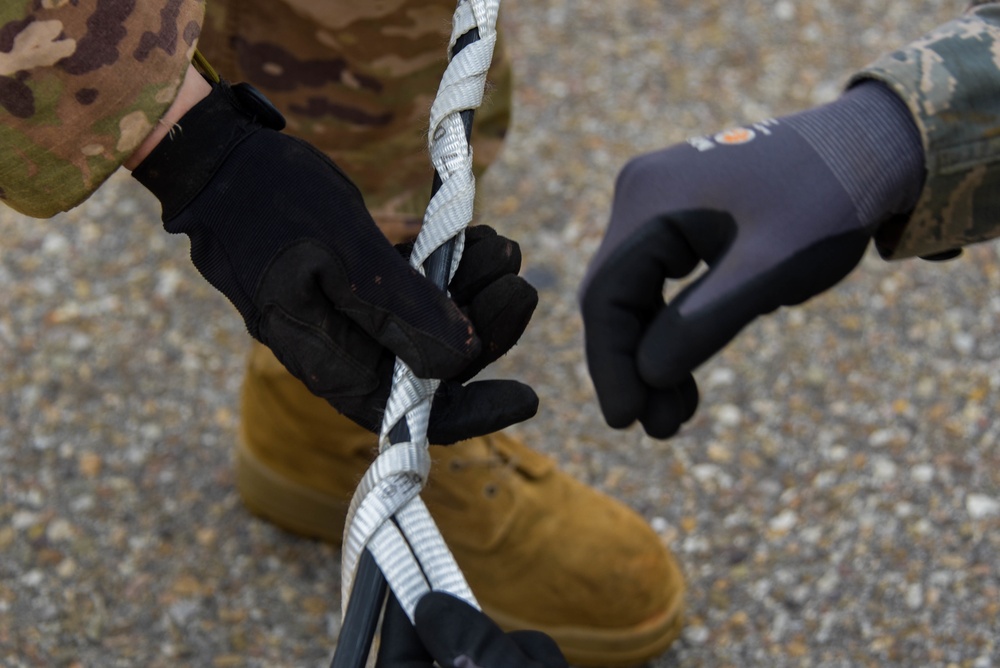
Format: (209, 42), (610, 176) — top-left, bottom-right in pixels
(2, 1), (999, 666)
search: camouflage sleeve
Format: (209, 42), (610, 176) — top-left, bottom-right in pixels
(0, 0), (206, 219)
(851, 3), (1000, 260)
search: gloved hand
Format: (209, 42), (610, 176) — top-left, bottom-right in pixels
(581, 81), (925, 438)
(376, 592), (568, 668)
(133, 80), (538, 444)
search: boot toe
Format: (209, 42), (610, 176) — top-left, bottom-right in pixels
(425, 435), (684, 667)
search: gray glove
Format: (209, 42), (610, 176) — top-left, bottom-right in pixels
(581, 81), (925, 438)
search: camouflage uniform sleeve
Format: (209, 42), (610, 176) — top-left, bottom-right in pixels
(850, 3), (1000, 260)
(0, 0), (206, 219)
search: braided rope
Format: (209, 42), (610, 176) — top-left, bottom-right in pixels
(340, 0), (501, 624)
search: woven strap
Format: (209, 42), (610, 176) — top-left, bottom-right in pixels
(340, 0), (501, 623)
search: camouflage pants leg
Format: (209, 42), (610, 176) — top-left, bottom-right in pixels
(197, 0), (512, 244)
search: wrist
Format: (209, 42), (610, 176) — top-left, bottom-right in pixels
(124, 64), (212, 171)
(783, 81), (925, 232)
(131, 78), (286, 221)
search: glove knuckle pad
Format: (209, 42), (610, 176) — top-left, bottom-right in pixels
(259, 306), (379, 397)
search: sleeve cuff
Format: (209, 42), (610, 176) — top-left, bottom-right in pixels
(849, 4), (1000, 259)
(0, 1), (206, 218)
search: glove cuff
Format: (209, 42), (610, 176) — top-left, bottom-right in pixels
(783, 80), (925, 234)
(132, 80), (285, 221)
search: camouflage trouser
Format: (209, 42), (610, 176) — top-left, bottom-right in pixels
(197, 0), (512, 243)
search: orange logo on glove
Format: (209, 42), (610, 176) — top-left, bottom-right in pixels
(714, 127), (756, 145)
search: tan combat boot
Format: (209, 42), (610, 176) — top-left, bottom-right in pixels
(236, 341), (685, 666)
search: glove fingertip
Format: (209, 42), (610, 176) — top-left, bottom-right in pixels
(464, 224), (498, 241)
(428, 380), (538, 444)
(458, 276), (537, 381)
(602, 403), (639, 431)
(450, 231), (524, 305)
(387, 313), (482, 380)
(585, 350), (646, 430)
(507, 631), (570, 668)
(638, 377), (699, 439)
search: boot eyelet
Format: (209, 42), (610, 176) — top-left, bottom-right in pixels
(449, 460), (463, 472)
(483, 483), (498, 498)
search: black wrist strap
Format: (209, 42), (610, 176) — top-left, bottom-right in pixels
(133, 81), (284, 221)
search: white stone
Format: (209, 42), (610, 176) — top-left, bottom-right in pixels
(46, 518), (73, 542)
(715, 404), (742, 427)
(20, 570), (44, 587)
(11, 511), (38, 530)
(707, 367), (736, 387)
(769, 510), (798, 532)
(905, 583), (923, 610)
(872, 457), (898, 481)
(952, 332), (976, 355)
(774, 1), (795, 21)
(868, 429), (896, 448)
(683, 625), (710, 645)
(967, 494), (1000, 519)
(42, 232), (69, 255)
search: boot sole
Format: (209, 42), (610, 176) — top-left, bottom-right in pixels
(485, 594), (684, 667)
(235, 436), (685, 666)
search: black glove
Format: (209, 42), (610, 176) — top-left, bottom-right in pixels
(376, 592), (568, 668)
(133, 80), (538, 443)
(581, 81), (925, 438)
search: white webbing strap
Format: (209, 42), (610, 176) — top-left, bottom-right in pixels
(340, 0), (501, 623)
